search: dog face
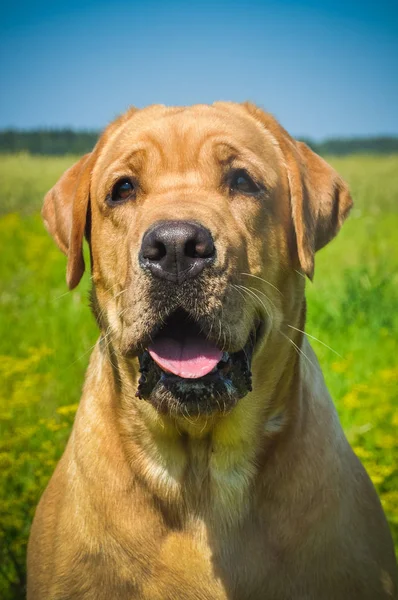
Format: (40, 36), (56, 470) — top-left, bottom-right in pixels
(43, 102), (352, 417)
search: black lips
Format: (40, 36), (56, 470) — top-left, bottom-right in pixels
(135, 334), (254, 416)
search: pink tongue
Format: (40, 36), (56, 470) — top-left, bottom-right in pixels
(148, 337), (222, 379)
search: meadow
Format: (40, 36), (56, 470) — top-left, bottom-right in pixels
(0, 152), (397, 598)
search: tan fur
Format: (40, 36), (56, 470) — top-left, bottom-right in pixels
(28, 103), (398, 599)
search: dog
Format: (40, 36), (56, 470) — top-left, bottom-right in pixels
(27, 102), (398, 599)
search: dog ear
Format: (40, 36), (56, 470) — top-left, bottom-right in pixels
(288, 141), (353, 280)
(241, 102), (353, 279)
(42, 106), (140, 290)
(42, 153), (94, 289)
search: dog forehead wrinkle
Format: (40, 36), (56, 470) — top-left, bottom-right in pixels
(112, 105), (263, 152)
(95, 108), (283, 195)
(154, 171), (204, 191)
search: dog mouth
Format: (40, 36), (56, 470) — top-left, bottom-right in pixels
(135, 309), (257, 415)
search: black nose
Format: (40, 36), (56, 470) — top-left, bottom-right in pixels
(139, 220), (216, 283)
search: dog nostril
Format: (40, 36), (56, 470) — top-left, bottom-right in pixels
(193, 239), (215, 259)
(184, 238), (215, 259)
(143, 241), (167, 261)
(184, 239), (197, 258)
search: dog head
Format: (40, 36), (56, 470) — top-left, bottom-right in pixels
(43, 103), (352, 417)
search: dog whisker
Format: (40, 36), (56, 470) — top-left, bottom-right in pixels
(67, 330), (111, 369)
(54, 289), (72, 301)
(230, 285), (256, 323)
(117, 307), (131, 320)
(207, 315), (215, 343)
(240, 272), (283, 296)
(220, 304), (227, 350)
(216, 314), (223, 349)
(113, 288), (128, 300)
(287, 324), (342, 357)
(235, 284), (274, 330)
(242, 285), (278, 311)
(199, 415), (210, 435)
(294, 269), (306, 280)
(182, 404), (198, 427)
(278, 330), (317, 371)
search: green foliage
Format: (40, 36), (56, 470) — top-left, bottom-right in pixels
(305, 154), (398, 552)
(0, 154), (397, 597)
(0, 202), (97, 597)
(0, 153), (79, 216)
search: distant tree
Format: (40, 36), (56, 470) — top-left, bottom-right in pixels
(0, 130), (98, 155)
(300, 137), (398, 156)
(0, 130), (398, 156)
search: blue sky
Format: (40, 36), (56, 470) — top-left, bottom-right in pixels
(1, 0), (397, 139)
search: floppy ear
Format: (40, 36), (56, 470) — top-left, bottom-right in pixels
(241, 102), (353, 280)
(288, 141), (353, 280)
(42, 153), (94, 289)
(42, 106), (140, 290)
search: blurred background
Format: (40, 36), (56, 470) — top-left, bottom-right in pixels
(1, 1), (397, 597)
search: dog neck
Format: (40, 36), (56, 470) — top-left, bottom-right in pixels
(84, 301), (307, 527)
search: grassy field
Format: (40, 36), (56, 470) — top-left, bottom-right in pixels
(0, 153), (397, 597)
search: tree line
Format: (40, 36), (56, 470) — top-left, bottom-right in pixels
(1, 129), (398, 156)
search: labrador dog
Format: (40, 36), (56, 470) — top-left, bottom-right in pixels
(27, 102), (398, 599)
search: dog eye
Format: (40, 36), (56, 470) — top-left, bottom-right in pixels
(109, 179), (136, 204)
(229, 170), (260, 195)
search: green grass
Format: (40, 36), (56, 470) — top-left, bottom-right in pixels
(0, 153), (397, 598)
